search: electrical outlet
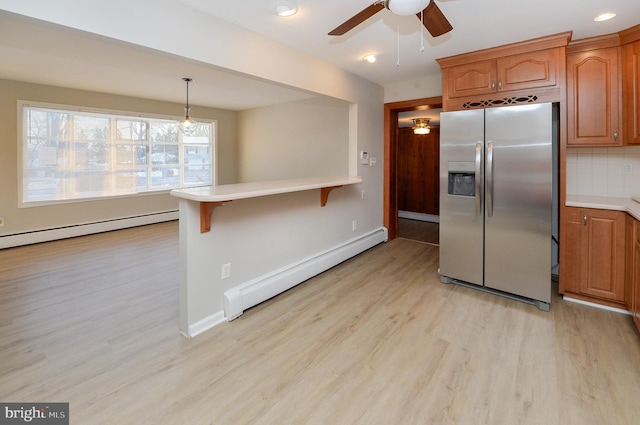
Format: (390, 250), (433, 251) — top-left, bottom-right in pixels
(623, 163), (633, 174)
(221, 263), (231, 279)
(361, 190), (366, 199)
(369, 157), (377, 166)
(0, 216), (4, 227)
(352, 219), (358, 232)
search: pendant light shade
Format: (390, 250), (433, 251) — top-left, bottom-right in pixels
(413, 118), (431, 135)
(179, 77), (198, 136)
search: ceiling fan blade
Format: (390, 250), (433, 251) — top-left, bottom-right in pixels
(328, 3), (385, 36)
(418, 0), (453, 37)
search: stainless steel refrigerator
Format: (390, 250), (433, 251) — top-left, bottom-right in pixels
(439, 103), (554, 311)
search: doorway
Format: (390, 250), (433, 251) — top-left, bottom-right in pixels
(384, 96), (443, 242)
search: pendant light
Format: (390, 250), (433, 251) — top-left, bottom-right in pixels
(413, 118), (431, 135)
(179, 77), (198, 135)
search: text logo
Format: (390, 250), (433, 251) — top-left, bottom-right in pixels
(1, 403), (68, 425)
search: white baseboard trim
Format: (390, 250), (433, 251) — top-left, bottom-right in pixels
(223, 227), (388, 321)
(398, 211), (439, 223)
(183, 311), (227, 338)
(563, 296), (631, 315)
(0, 211), (178, 249)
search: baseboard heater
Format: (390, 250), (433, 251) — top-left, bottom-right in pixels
(0, 210), (178, 249)
(223, 227), (388, 321)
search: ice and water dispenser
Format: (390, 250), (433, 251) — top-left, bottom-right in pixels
(447, 161), (476, 197)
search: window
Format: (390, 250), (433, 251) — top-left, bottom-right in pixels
(21, 104), (214, 205)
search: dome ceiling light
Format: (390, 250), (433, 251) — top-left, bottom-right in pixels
(594, 12), (616, 22)
(273, 1), (298, 17)
(413, 118), (431, 135)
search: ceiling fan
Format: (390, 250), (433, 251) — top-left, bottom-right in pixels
(328, 0), (453, 37)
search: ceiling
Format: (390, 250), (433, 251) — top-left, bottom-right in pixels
(1, 1), (639, 113)
(179, 0), (640, 86)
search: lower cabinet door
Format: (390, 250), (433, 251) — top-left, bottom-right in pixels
(633, 221), (640, 331)
(579, 209), (626, 302)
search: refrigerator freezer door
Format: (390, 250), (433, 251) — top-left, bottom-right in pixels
(439, 109), (485, 286)
(484, 104), (552, 303)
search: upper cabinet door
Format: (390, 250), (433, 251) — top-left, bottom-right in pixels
(496, 49), (558, 92)
(446, 50), (559, 99)
(623, 40), (640, 145)
(567, 47), (622, 146)
(446, 59), (496, 98)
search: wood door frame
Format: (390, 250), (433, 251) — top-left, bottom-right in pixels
(384, 96), (443, 240)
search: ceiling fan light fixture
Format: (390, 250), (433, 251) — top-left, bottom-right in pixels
(273, 1), (298, 17)
(386, 0), (430, 16)
(594, 12), (616, 22)
(413, 118), (431, 135)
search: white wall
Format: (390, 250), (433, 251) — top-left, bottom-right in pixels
(383, 74), (443, 103)
(238, 97), (349, 182)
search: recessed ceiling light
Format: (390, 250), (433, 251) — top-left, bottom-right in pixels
(273, 1), (298, 17)
(363, 54), (377, 64)
(594, 12), (616, 22)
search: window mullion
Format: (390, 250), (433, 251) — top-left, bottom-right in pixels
(109, 118), (117, 193)
(68, 113), (76, 198)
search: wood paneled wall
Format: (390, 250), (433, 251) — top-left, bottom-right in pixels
(397, 127), (440, 215)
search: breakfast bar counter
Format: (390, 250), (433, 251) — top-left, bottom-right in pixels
(172, 175), (362, 233)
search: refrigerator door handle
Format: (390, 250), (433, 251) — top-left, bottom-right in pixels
(486, 142), (494, 217)
(475, 142), (482, 216)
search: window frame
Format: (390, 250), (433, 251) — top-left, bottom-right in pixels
(18, 100), (217, 208)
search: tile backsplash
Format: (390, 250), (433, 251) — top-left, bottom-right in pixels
(566, 146), (640, 197)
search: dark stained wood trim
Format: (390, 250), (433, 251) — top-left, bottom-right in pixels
(384, 96), (443, 240)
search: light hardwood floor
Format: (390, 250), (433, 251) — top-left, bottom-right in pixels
(1, 221), (639, 424)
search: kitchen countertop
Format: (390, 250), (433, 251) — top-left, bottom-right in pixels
(566, 195), (640, 221)
(170, 175), (362, 202)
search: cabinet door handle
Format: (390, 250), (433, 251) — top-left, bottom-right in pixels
(614, 130), (618, 141)
(583, 214), (587, 225)
(498, 79), (502, 90)
(491, 81), (496, 91)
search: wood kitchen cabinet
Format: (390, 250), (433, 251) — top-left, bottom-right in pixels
(437, 32), (570, 111)
(634, 220), (640, 331)
(622, 37), (640, 145)
(625, 214), (635, 308)
(559, 207), (582, 295)
(566, 36), (622, 146)
(560, 207), (626, 306)
(629, 217), (640, 332)
(444, 49), (559, 99)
